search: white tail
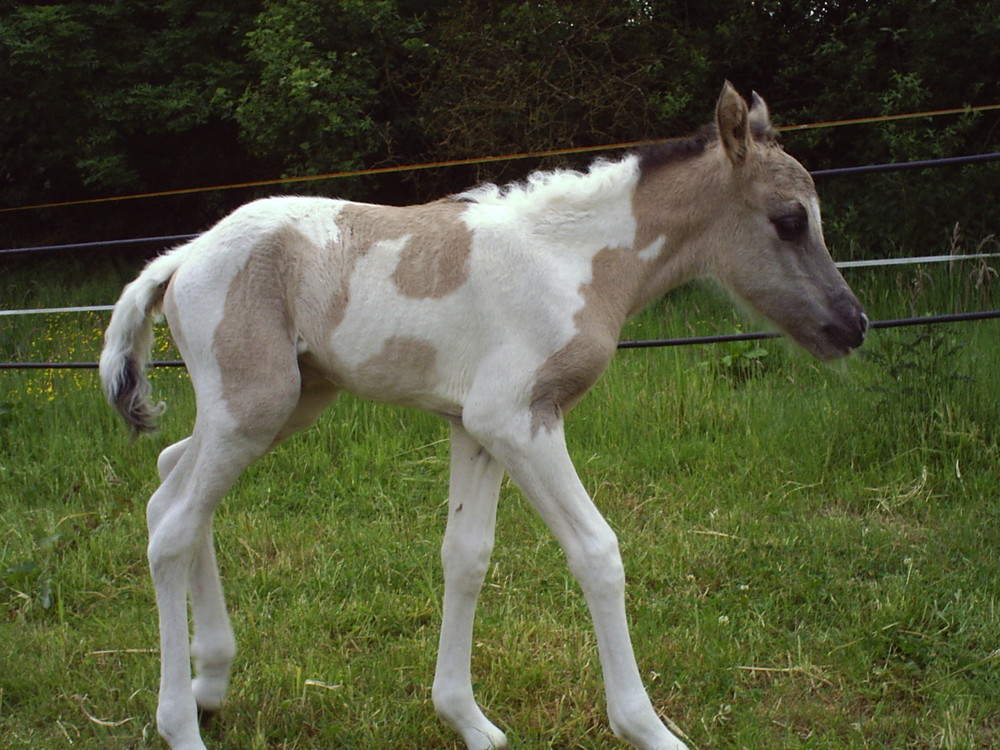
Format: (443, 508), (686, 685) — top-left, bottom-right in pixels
(99, 244), (191, 436)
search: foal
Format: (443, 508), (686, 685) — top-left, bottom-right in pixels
(101, 83), (866, 750)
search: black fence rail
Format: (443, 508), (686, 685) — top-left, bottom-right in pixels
(617, 310), (1000, 349)
(3, 310), (998, 371)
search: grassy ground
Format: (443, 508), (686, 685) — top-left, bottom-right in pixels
(1, 254), (998, 749)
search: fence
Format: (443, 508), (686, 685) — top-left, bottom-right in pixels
(3, 145), (999, 370)
(4, 265), (998, 370)
(3, 102), (1000, 218)
(3, 152), (1000, 258)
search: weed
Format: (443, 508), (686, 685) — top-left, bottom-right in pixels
(708, 340), (772, 384)
(859, 326), (972, 424)
(0, 401), (12, 428)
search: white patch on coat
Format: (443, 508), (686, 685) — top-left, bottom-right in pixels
(638, 235), (667, 262)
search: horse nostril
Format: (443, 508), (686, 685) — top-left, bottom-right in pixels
(859, 312), (869, 338)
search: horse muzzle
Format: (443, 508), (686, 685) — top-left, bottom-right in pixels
(820, 309), (868, 356)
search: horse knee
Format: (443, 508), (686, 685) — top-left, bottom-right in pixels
(441, 536), (493, 594)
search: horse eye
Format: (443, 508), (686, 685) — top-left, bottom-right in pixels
(770, 211), (807, 242)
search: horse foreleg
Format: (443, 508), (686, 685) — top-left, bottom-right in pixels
(467, 415), (689, 750)
(433, 421), (508, 750)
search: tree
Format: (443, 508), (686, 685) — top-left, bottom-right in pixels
(0, 1), (259, 241)
(1, 0), (997, 254)
(1, 2), (256, 196)
(234, 0), (417, 178)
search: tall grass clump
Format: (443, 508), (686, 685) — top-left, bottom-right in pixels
(2, 252), (998, 749)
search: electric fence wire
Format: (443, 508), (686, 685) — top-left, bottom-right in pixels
(4, 251), (1000, 319)
(3, 152), (999, 257)
(3, 101), (999, 217)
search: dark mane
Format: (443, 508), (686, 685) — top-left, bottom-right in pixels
(637, 117), (781, 178)
(636, 125), (717, 176)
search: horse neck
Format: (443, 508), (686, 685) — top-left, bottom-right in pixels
(486, 154), (713, 330)
(517, 154), (718, 330)
(627, 154), (722, 314)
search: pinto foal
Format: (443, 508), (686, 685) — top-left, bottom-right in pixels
(101, 84), (866, 750)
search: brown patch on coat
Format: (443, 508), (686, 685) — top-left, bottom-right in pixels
(355, 335), (439, 402)
(631, 121), (734, 256)
(529, 246), (646, 434)
(391, 208), (474, 298)
(211, 201), (469, 427)
(213, 231), (301, 432)
(630, 146), (719, 296)
(337, 199), (473, 302)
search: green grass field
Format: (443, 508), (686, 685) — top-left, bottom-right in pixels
(2, 255), (998, 749)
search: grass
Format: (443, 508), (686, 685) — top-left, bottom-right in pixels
(1, 253), (998, 749)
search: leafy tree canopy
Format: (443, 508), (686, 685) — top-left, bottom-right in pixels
(1, 0), (997, 252)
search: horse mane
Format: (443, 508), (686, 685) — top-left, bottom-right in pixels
(454, 116), (781, 212)
(454, 156), (640, 214)
(636, 118), (780, 178)
(636, 126), (717, 176)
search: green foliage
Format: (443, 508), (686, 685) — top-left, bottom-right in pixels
(2, 0), (997, 251)
(698, 332), (777, 385)
(0, 2), (255, 197)
(235, 0), (411, 177)
(861, 327), (971, 411)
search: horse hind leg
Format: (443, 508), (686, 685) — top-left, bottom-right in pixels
(158, 436), (191, 481)
(271, 362), (341, 447)
(187, 518), (235, 720)
(187, 365), (341, 724)
(149, 429), (282, 748)
(149, 369), (303, 749)
(185, 372), (339, 732)
(152, 435), (237, 721)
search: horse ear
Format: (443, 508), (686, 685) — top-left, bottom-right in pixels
(749, 91), (772, 133)
(716, 81), (750, 166)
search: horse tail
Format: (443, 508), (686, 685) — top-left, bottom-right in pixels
(99, 243), (192, 437)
